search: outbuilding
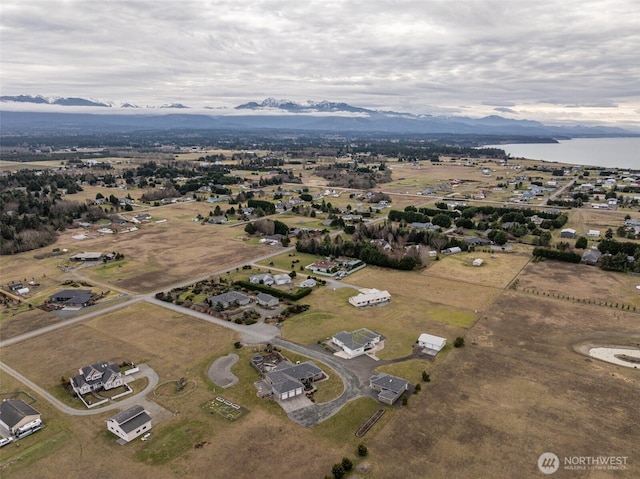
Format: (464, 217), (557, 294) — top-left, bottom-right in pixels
(106, 405), (152, 443)
(418, 333), (447, 353)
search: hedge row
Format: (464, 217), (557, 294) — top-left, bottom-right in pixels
(234, 281), (313, 301)
(532, 247), (581, 263)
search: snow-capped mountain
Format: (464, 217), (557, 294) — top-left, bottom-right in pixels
(1, 94), (114, 108)
(235, 97), (373, 114)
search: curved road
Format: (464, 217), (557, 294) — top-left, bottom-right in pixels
(272, 338), (366, 426)
(0, 362), (158, 416)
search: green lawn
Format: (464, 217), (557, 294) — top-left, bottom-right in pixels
(135, 420), (208, 465)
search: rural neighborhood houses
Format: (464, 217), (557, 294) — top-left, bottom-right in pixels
(369, 373), (410, 405)
(0, 399), (43, 441)
(106, 405), (152, 443)
(332, 328), (384, 358)
(208, 291), (251, 310)
(348, 288), (391, 308)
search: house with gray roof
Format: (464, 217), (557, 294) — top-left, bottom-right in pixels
(256, 292), (279, 308)
(106, 405), (152, 443)
(332, 328), (383, 358)
(581, 248), (602, 265)
(49, 289), (94, 308)
(0, 399), (42, 437)
(264, 361), (324, 400)
(71, 361), (124, 396)
(250, 273), (274, 285)
(208, 291), (251, 310)
(369, 373), (409, 405)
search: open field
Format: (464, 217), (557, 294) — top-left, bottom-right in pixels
(516, 260), (640, 308)
(425, 250), (532, 290)
(369, 290), (640, 478)
(348, 264), (499, 313)
(281, 276), (476, 360)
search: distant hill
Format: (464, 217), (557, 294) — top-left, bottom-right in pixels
(0, 94), (111, 107)
(0, 95), (636, 138)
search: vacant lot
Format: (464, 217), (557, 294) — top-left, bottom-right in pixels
(369, 291), (640, 478)
(425, 250), (531, 290)
(516, 260), (640, 309)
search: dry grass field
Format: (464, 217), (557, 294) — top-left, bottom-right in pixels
(281, 272), (478, 359)
(369, 289), (640, 479)
(516, 260), (640, 309)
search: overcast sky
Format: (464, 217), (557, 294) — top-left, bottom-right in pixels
(1, 0), (639, 127)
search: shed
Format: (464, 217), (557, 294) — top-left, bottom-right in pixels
(472, 258), (484, 267)
(418, 333), (447, 352)
(106, 405), (152, 443)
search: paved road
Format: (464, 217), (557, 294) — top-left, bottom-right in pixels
(0, 362), (158, 416)
(272, 338), (367, 427)
(0, 296), (145, 348)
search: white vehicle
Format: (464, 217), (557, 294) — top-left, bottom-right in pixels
(141, 433), (151, 441)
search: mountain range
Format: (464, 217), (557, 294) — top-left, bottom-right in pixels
(0, 95), (636, 137)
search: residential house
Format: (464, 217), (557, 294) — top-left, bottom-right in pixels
(308, 260), (338, 274)
(250, 273), (275, 286)
(264, 361), (324, 400)
(348, 288), (391, 308)
(418, 333), (447, 353)
(273, 274), (292, 286)
(581, 248), (602, 265)
(369, 373), (409, 405)
(106, 405), (152, 443)
(208, 291), (251, 310)
(70, 252), (104, 262)
(71, 361), (124, 395)
(464, 237), (491, 247)
(0, 399), (42, 436)
(299, 278), (317, 288)
(207, 216), (228, 224)
(256, 293), (279, 308)
(332, 328), (383, 358)
(49, 289), (93, 308)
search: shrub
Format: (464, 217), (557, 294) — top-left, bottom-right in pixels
(234, 341), (242, 349)
(341, 458), (353, 472)
(414, 383), (421, 394)
(422, 371), (430, 382)
(331, 463), (345, 479)
(357, 444), (368, 457)
(454, 336), (465, 348)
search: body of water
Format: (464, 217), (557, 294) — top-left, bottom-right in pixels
(484, 137), (639, 170)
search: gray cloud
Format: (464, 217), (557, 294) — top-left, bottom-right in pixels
(1, 0), (638, 126)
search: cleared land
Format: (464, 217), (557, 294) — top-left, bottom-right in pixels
(370, 283), (640, 478)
